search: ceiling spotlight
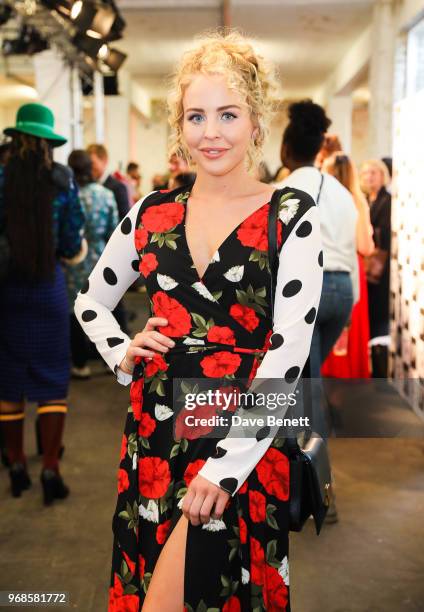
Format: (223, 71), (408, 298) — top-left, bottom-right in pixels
(2, 25), (49, 56)
(72, 31), (103, 59)
(98, 46), (127, 72)
(70, 0), (83, 20)
(0, 3), (13, 26)
(71, 1), (115, 39)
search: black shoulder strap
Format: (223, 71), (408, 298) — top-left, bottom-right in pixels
(316, 172), (324, 205)
(268, 188), (282, 321)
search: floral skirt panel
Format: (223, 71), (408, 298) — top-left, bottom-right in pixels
(108, 351), (290, 612)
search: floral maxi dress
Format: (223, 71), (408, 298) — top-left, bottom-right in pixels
(74, 184), (323, 612)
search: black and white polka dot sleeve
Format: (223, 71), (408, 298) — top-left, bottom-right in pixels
(74, 193), (156, 384)
(197, 199), (323, 496)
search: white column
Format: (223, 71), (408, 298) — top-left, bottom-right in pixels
(33, 50), (83, 162)
(93, 71), (105, 143)
(327, 95), (353, 153)
(368, 0), (396, 158)
(105, 95), (129, 172)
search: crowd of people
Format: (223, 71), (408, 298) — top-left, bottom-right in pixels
(0, 96), (391, 508)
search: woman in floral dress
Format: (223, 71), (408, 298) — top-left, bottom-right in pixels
(75, 31), (323, 612)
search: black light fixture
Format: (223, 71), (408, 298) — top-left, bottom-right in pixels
(72, 31), (103, 58)
(98, 44), (127, 71)
(2, 25), (49, 56)
(0, 3), (13, 26)
(71, 1), (116, 40)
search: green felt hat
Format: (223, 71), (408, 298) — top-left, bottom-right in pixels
(3, 103), (67, 147)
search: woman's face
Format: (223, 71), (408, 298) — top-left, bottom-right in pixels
(182, 74), (257, 177)
(360, 164), (384, 194)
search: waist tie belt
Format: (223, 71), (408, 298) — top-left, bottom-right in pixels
(167, 342), (266, 356)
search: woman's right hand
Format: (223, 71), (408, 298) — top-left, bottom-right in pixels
(119, 317), (175, 374)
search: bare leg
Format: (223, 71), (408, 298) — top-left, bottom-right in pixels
(142, 514), (188, 612)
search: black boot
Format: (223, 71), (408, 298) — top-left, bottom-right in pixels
(371, 345), (388, 378)
(9, 463), (32, 498)
(40, 469), (70, 506)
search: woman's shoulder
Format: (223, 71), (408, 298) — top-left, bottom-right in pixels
(132, 184), (191, 224)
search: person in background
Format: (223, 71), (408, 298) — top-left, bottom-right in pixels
(315, 133), (343, 169)
(169, 171), (197, 190)
(360, 159), (392, 377)
(86, 144), (130, 220)
(276, 100), (358, 524)
(152, 173), (169, 190)
(168, 151), (190, 187)
(87, 143), (130, 334)
(66, 150), (119, 379)
(0, 103), (85, 504)
(126, 161), (142, 204)
(0, 142), (10, 166)
(321, 152), (375, 378)
(381, 157), (393, 194)
(277, 102), (358, 374)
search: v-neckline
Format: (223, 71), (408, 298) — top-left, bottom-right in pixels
(179, 186), (275, 282)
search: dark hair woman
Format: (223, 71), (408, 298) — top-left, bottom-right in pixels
(0, 103), (85, 504)
(277, 100), (358, 524)
(66, 149), (118, 378)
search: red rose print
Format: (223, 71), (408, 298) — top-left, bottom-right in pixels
(255, 448), (289, 501)
(238, 516), (247, 544)
(223, 596), (241, 612)
(183, 459), (206, 487)
(138, 412), (156, 438)
(130, 379), (144, 421)
(144, 352), (169, 378)
(249, 490), (266, 523)
(117, 468), (129, 494)
(207, 325), (236, 346)
(229, 304), (259, 332)
(120, 434), (127, 462)
(139, 554), (146, 581)
(152, 291), (191, 337)
(108, 573), (139, 612)
(142, 202), (184, 233)
(200, 351), (241, 378)
(236, 204), (282, 252)
(122, 551), (135, 575)
(238, 480), (248, 495)
(139, 252), (158, 277)
(175, 402), (217, 440)
(263, 564), (289, 612)
(156, 519), (172, 545)
(134, 226), (148, 250)
(250, 537), (265, 585)
(138, 457), (171, 499)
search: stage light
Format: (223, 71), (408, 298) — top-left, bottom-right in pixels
(103, 47), (127, 71)
(71, 1), (115, 39)
(0, 3), (13, 26)
(2, 25), (49, 56)
(72, 31), (103, 59)
(70, 0), (83, 20)
(96, 44), (127, 72)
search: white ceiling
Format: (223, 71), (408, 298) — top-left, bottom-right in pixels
(116, 0), (373, 95)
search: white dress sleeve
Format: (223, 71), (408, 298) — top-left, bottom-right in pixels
(74, 192), (156, 385)
(197, 202), (323, 496)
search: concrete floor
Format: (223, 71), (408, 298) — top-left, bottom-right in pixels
(1, 293), (423, 612)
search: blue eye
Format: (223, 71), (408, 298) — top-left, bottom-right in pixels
(221, 112), (237, 121)
(188, 114), (204, 123)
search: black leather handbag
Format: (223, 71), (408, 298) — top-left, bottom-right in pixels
(268, 188), (331, 535)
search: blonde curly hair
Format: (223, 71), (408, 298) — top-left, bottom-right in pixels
(167, 29), (278, 171)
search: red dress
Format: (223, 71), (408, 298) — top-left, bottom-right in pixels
(321, 255), (370, 378)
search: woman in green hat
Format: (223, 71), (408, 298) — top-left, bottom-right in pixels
(0, 102), (85, 504)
